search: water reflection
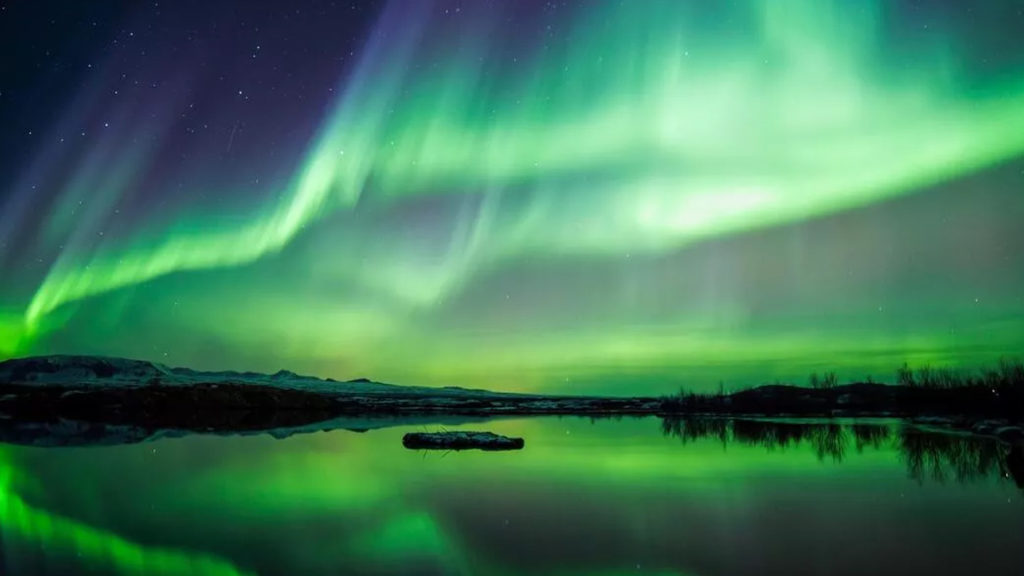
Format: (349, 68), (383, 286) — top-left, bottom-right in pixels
(661, 418), (1024, 489)
(0, 448), (253, 576)
(1, 417), (1022, 576)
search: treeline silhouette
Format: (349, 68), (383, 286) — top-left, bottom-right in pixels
(661, 359), (1024, 419)
(660, 417), (1024, 490)
(896, 359), (1024, 390)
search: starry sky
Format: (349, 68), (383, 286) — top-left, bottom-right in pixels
(1, 0), (1023, 394)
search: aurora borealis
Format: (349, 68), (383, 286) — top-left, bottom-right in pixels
(2, 1), (1024, 393)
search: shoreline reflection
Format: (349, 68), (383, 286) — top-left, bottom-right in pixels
(660, 418), (1024, 489)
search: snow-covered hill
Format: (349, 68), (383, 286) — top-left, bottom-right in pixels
(0, 354), (517, 397)
(0, 355), (403, 394)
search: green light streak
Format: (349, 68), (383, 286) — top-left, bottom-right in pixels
(347, 511), (473, 574)
(0, 310), (23, 357)
(17, 0), (1024, 347)
(0, 452), (253, 576)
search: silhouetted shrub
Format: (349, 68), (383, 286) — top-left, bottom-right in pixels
(808, 371), (839, 389)
(809, 372), (821, 389)
(897, 363), (915, 387)
(822, 371), (837, 389)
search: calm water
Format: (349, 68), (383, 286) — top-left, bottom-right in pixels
(1, 417), (1022, 576)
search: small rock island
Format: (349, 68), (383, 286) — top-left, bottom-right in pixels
(402, 431), (525, 451)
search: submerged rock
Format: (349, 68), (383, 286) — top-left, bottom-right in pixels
(402, 431), (525, 451)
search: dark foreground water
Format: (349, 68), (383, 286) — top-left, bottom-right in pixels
(1, 417), (1022, 576)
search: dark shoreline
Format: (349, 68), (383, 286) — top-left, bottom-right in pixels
(3, 378), (1019, 419)
(1, 354), (1021, 447)
(2, 381), (1022, 447)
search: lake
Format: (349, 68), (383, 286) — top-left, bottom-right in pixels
(1, 417), (1021, 576)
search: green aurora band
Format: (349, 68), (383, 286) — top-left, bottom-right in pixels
(0, 450), (253, 576)
(3, 0), (1024, 391)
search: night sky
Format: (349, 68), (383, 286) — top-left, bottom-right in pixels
(1, 0), (1023, 394)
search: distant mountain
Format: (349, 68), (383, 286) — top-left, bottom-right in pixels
(0, 354), (400, 394)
